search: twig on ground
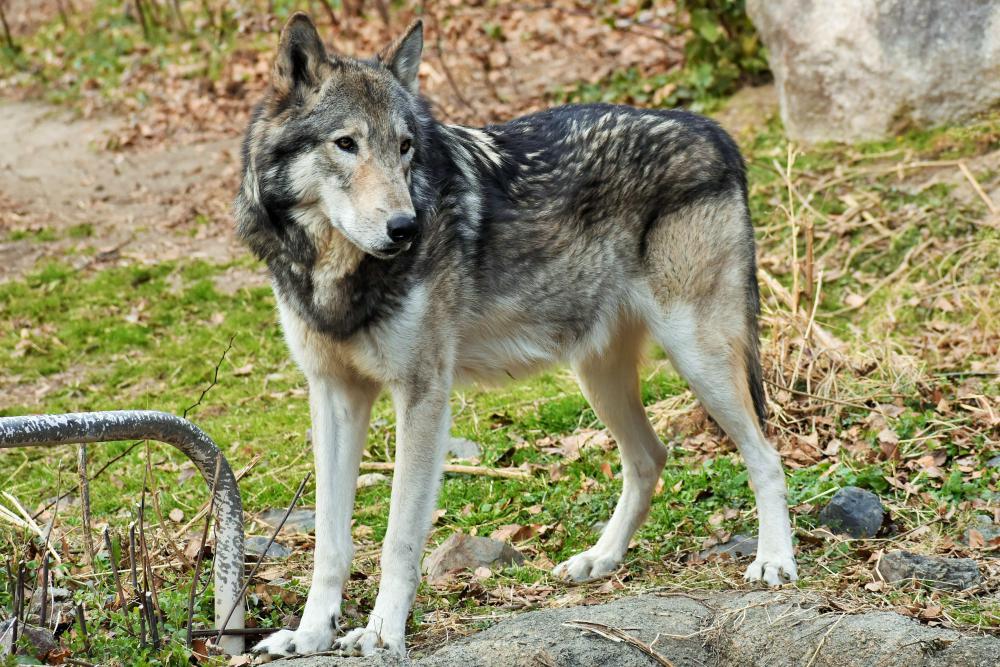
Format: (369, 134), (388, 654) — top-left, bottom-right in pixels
(2, 492), (61, 563)
(0, 0), (15, 50)
(215, 472), (311, 647)
(563, 619), (675, 666)
(830, 237), (934, 315)
(103, 527), (131, 636)
(190, 627), (278, 637)
(763, 380), (868, 410)
(78, 444), (96, 569)
(137, 458), (163, 627)
(0, 503), (28, 528)
(804, 614), (845, 667)
(958, 161), (999, 216)
(184, 334), (235, 418)
(14, 563), (25, 646)
(788, 271), (825, 393)
(360, 461), (531, 480)
(129, 523), (147, 647)
(424, 2), (477, 115)
(39, 553), (49, 627)
(75, 603), (91, 657)
(144, 443), (193, 569)
(145, 591), (160, 650)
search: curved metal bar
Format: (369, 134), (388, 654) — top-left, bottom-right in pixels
(0, 410), (245, 655)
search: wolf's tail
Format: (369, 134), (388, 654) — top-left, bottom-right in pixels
(745, 272), (768, 428)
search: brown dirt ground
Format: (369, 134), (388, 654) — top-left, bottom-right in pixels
(0, 100), (247, 282)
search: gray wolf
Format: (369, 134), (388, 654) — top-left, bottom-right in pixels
(236, 13), (797, 658)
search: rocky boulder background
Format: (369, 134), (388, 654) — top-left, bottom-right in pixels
(747, 0), (1000, 142)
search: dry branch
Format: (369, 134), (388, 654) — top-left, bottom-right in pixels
(78, 444), (96, 568)
(360, 461), (531, 480)
(563, 619), (675, 667)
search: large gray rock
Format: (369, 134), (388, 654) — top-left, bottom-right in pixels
(275, 591), (1000, 666)
(747, 0), (1000, 142)
(819, 486), (884, 538)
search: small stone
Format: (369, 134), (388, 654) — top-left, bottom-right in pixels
(357, 472), (389, 488)
(257, 508), (316, 534)
(424, 532), (525, 582)
(986, 455), (1000, 468)
(964, 515), (1000, 546)
(245, 536), (292, 560)
(818, 486), (884, 538)
(29, 586), (71, 611)
(0, 621), (56, 660)
(698, 534), (758, 561)
(447, 437), (481, 460)
(876, 550), (982, 591)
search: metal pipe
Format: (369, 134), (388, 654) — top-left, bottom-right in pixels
(0, 411), (245, 655)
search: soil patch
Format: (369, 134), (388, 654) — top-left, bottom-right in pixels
(0, 101), (244, 282)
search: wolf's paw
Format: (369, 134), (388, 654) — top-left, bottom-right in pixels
(744, 553), (798, 587)
(552, 548), (621, 583)
(252, 624), (336, 660)
(334, 622), (405, 657)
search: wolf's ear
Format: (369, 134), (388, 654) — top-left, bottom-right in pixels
(272, 13), (328, 99)
(380, 20), (423, 94)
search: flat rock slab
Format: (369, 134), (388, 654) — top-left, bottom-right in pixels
(257, 508), (317, 534)
(877, 550), (983, 591)
(423, 533), (525, 582)
(245, 535), (292, 560)
(696, 533), (758, 561)
(272, 591), (1000, 667)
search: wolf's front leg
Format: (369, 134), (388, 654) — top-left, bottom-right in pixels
(336, 382), (451, 657)
(253, 374), (378, 658)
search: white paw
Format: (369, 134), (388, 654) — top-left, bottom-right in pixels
(552, 548), (622, 582)
(252, 624), (335, 660)
(335, 622), (405, 657)
(744, 553), (798, 586)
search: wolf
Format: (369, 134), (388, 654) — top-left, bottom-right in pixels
(236, 13), (797, 658)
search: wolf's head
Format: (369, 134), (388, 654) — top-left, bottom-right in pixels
(236, 13), (432, 263)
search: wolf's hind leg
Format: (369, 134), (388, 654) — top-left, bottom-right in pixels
(553, 324), (667, 582)
(650, 302), (796, 586)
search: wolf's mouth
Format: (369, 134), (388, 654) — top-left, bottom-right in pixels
(369, 241), (412, 260)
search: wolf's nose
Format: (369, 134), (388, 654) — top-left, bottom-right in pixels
(387, 214), (418, 243)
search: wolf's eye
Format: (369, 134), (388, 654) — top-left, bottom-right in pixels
(334, 137), (356, 152)
(400, 139), (412, 155)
